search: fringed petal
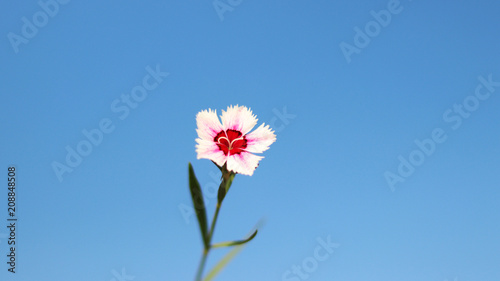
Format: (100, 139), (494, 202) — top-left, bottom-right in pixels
(196, 109), (224, 141)
(195, 139), (227, 167)
(245, 123), (276, 153)
(226, 152), (263, 176)
(220, 105), (257, 135)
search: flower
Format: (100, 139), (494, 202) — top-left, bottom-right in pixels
(195, 105), (276, 176)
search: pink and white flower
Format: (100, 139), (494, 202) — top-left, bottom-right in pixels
(195, 105), (276, 176)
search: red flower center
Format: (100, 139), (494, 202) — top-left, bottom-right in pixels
(214, 129), (248, 156)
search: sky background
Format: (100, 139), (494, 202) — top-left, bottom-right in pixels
(1, 1), (499, 281)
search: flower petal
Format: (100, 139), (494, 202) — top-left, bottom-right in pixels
(196, 109), (224, 141)
(226, 152), (263, 176)
(245, 123), (276, 154)
(220, 105), (257, 135)
(195, 139), (227, 167)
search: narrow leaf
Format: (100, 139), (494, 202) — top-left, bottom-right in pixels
(188, 163), (209, 249)
(202, 219), (266, 281)
(223, 172), (235, 193)
(203, 243), (245, 281)
(217, 172), (235, 205)
(217, 181), (226, 204)
(211, 230), (258, 248)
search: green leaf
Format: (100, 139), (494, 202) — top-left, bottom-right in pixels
(202, 244), (245, 281)
(211, 230), (258, 249)
(202, 219), (266, 281)
(223, 172), (235, 193)
(188, 163), (209, 249)
(217, 171), (235, 205)
(217, 181), (226, 204)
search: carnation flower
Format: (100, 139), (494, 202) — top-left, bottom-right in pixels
(195, 105), (276, 176)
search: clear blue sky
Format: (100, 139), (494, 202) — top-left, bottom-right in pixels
(1, 1), (499, 280)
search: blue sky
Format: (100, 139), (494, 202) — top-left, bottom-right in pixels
(1, 0), (499, 280)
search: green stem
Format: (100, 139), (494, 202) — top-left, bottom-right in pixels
(195, 202), (223, 281)
(195, 248), (209, 281)
(194, 167), (234, 281)
(195, 248), (208, 281)
(208, 203), (222, 243)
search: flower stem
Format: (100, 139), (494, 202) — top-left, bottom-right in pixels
(208, 203), (222, 242)
(195, 202), (222, 281)
(195, 248), (209, 281)
(194, 167), (234, 281)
